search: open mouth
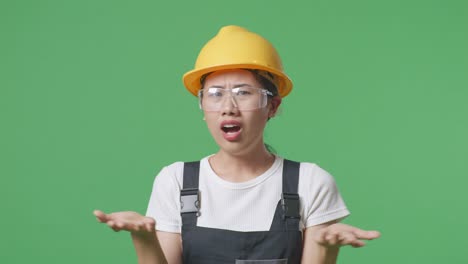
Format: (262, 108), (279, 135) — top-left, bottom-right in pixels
(220, 121), (242, 141)
(221, 124), (241, 133)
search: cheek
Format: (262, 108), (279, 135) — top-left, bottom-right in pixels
(246, 110), (269, 129)
(204, 115), (219, 134)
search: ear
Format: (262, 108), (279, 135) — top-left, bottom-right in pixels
(268, 97), (282, 118)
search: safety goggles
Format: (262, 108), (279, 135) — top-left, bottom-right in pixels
(198, 87), (273, 112)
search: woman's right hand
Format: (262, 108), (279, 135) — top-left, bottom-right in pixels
(93, 210), (156, 236)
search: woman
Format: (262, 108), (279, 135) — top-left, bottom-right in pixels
(94, 25), (380, 264)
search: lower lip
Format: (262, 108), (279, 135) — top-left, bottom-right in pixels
(222, 129), (241, 141)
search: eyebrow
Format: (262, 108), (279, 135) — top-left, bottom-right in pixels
(208, 83), (254, 89)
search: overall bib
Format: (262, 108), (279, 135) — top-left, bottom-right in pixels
(180, 159), (303, 264)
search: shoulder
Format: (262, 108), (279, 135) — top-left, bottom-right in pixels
(153, 156), (211, 188)
(293, 160), (345, 206)
(164, 161), (185, 175)
(297, 162), (337, 187)
(152, 161), (185, 189)
(280, 158), (336, 187)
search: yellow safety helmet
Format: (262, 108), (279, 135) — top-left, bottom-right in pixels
(183, 25), (293, 98)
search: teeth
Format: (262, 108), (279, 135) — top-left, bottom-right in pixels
(223, 124), (236, 128)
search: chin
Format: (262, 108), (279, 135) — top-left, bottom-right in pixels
(218, 142), (243, 154)
(219, 140), (263, 157)
(213, 139), (241, 154)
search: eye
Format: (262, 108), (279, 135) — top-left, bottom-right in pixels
(235, 87), (253, 96)
(207, 88), (223, 97)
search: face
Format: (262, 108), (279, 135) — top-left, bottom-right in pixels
(201, 69), (281, 156)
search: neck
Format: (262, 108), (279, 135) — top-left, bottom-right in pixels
(209, 145), (275, 183)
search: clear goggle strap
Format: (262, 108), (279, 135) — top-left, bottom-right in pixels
(198, 90), (203, 110)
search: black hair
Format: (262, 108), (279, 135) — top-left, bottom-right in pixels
(247, 69), (279, 97)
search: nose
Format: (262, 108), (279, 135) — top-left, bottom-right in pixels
(220, 94), (240, 116)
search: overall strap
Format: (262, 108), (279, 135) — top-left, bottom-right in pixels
(281, 159), (301, 229)
(180, 161), (200, 228)
(282, 159), (300, 194)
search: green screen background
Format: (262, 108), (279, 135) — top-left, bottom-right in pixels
(1, 0), (467, 263)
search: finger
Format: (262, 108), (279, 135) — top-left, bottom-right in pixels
(107, 220), (115, 228)
(107, 220), (120, 232)
(93, 210), (108, 223)
(145, 218), (156, 231)
(110, 221), (125, 232)
(145, 222), (154, 232)
(140, 221), (153, 232)
(325, 232), (339, 246)
(350, 240), (366, 248)
(353, 229), (381, 240)
(133, 222), (144, 232)
(145, 217), (156, 226)
(313, 228), (335, 246)
(338, 231), (366, 248)
(338, 231), (357, 245)
(334, 223), (381, 240)
(115, 221), (125, 229)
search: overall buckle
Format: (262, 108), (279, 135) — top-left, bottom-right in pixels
(180, 188), (200, 216)
(281, 192), (300, 219)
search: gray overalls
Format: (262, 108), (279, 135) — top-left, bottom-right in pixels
(180, 159), (303, 264)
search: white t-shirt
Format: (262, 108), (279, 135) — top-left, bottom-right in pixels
(146, 155), (350, 233)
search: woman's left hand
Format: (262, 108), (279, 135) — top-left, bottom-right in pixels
(313, 223), (380, 248)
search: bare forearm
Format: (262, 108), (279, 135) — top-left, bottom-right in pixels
(301, 244), (339, 264)
(131, 232), (167, 264)
(324, 247), (339, 264)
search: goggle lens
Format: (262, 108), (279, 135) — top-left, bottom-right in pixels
(198, 87), (272, 111)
